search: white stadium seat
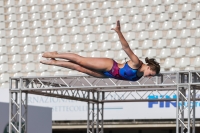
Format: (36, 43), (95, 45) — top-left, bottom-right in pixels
(192, 57), (200, 67)
(166, 30), (176, 39)
(126, 32), (135, 41)
(165, 0), (174, 5)
(184, 38), (195, 47)
(0, 47), (7, 54)
(54, 4), (63, 11)
(73, 35), (82, 43)
(141, 40), (153, 49)
(177, 57), (190, 68)
(162, 21), (172, 30)
(0, 73), (9, 83)
(145, 49), (156, 58)
(24, 54), (34, 63)
(93, 17), (103, 25)
(0, 55), (8, 63)
(142, 6), (152, 14)
(132, 15), (142, 23)
(30, 6), (39, 12)
(158, 13), (169, 22)
(114, 1), (124, 8)
(98, 33), (108, 42)
(25, 63), (35, 72)
(104, 50), (114, 58)
(102, 1), (111, 9)
(22, 37), (31, 45)
(155, 5), (165, 14)
(133, 49), (142, 58)
(155, 39), (167, 48)
(91, 9), (101, 17)
(169, 67), (180, 72)
(129, 40), (139, 49)
(129, 7), (139, 15)
(168, 38), (181, 48)
(117, 50), (127, 60)
(117, 8), (126, 16)
(188, 47), (200, 57)
(49, 44), (58, 52)
(90, 51), (100, 57)
(19, 14), (28, 21)
(42, 5), (51, 12)
(83, 26), (93, 34)
(176, 20), (186, 29)
(11, 55), (21, 63)
(79, 10), (89, 18)
(195, 28), (200, 37)
(90, 2), (99, 9)
(186, 12), (196, 20)
(56, 19), (66, 27)
(181, 4), (191, 12)
(152, 30), (163, 40)
(60, 35), (69, 43)
(61, 44), (71, 52)
(86, 34), (96, 42)
(12, 63), (22, 72)
(126, 0), (136, 7)
(120, 16), (129, 24)
(163, 58), (175, 68)
(23, 45), (33, 53)
(74, 43), (84, 52)
(87, 42), (98, 51)
(10, 46), (20, 54)
(104, 9), (113, 16)
(173, 48), (185, 58)
(140, 0), (149, 6)
(138, 31), (149, 40)
(172, 12), (182, 21)
(13, 73), (23, 77)
(185, 67), (195, 71)
(148, 22), (159, 31)
(26, 72), (36, 77)
(100, 42), (111, 51)
(18, 0), (26, 5)
(177, 0), (187, 4)
(0, 64), (8, 72)
(168, 4), (178, 13)
(158, 48), (171, 58)
(57, 27), (67, 35)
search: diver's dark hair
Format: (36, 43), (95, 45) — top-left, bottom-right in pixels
(145, 57), (160, 74)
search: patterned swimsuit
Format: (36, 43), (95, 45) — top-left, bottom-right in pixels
(102, 60), (143, 81)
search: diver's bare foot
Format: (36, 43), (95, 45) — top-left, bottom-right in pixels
(40, 58), (56, 65)
(42, 51), (58, 58)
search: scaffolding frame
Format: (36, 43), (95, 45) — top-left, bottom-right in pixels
(9, 71), (200, 133)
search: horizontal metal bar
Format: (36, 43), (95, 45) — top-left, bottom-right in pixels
(25, 91), (99, 103)
(101, 98), (200, 103)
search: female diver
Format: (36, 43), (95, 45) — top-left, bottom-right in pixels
(40, 21), (160, 81)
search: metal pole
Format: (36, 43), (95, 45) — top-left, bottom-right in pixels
(101, 92), (104, 133)
(188, 84), (191, 133)
(25, 92), (28, 133)
(92, 92), (94, 133)
(192, 87), (196, 133)
(19, 78), (23, 133)
(96, 92), (99, 133)
(176, 73), (180, 133)
(9, 78), (12, 133)
(181, 74), (185, 133)
(87, 91), (90, 133)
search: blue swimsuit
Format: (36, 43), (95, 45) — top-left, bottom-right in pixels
(103, 60), (143, 81)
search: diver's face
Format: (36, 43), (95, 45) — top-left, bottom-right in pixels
(143, 66), (156, 78)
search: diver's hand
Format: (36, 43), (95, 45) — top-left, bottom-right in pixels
(111, 20), (121, 33)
